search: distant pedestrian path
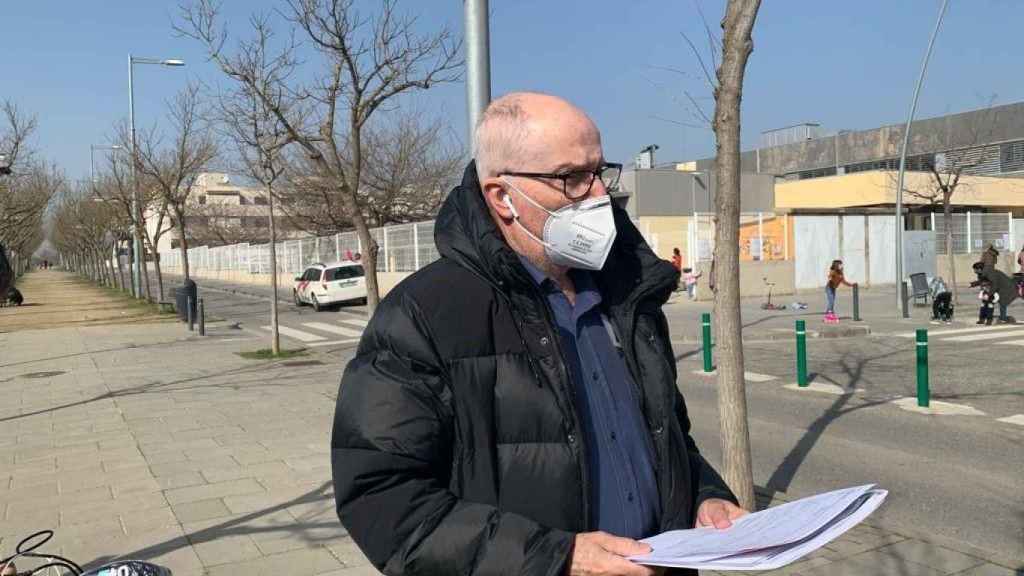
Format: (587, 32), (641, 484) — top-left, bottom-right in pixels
(0, 270), (166, 333)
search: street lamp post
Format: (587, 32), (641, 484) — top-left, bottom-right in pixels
(464, 0), (491, 151)
(894, 0), (948, 316)
(128, 55), (185, 300)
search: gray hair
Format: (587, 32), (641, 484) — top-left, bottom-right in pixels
(473, 92), (541, 181)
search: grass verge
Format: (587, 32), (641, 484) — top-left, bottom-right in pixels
(236, 348), (308, 360)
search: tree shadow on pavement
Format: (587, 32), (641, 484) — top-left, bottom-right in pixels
(82, 481), (349, 572)
(0, 338), (185, 369)
(760, 346), (905, 502)
(0, 358), (330, 424)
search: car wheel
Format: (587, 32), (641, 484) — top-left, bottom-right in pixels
(312, 294), (322, 312)
(293, 290), (303, 307)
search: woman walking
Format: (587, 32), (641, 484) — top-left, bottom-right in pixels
(825, 260), (856, 323)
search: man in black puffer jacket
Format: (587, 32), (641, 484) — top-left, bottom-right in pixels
(332, 93), (741, 576)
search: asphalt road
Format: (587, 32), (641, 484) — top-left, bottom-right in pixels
(187, 276), (1024, 563)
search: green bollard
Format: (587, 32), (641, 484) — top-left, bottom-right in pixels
(796, 320), (808, 387)
(702, 313), (713, 373)
(916, 329), (929, 407)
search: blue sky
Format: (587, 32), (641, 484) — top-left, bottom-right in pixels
(3, 1), (1022, 182)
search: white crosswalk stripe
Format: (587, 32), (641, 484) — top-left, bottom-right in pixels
(942, 330), (1024, 342)
(896, 325), (1024, 338)
(692, 370), (778, 383)
(995, 339), (1024, 346)
(996, 414), (1024, 426)
(338, 316), (368, 327)
(262, 325), (325, 342)
(302, 322), (363, 338)
(308, 339), (360, 348)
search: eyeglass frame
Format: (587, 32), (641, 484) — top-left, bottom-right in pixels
(498, 162), (623, 200)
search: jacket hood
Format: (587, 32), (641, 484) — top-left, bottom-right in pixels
(434, 161), (679, 308)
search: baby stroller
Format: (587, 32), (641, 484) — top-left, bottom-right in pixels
(929, 276), (954, 323)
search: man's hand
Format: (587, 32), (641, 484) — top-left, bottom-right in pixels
(695, 498), (748, 530)
(566, 531), (661, 576)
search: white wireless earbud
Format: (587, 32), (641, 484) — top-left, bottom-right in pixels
(503, 195), (520, 218)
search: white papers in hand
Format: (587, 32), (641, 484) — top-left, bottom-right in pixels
(629, 484), (887, 571)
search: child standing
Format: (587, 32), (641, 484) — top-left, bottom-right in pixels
(977, 280), (999, 325)
(682, 267), (702, 300)
(825, 260), (855, 323)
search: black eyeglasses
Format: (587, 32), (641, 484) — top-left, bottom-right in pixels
(500, 162), (623, 200)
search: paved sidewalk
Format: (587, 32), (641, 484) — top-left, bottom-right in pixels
(0, 270), (169, 333)
(0, 281), (1018, 574)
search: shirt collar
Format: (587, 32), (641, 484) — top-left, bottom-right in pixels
(517, 256), (603, 316)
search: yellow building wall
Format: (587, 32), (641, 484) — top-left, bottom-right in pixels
(776, 170), (1024, 210)
(635, 216), (690, 263)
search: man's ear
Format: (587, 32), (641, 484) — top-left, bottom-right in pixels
(482, 178), (515, 221)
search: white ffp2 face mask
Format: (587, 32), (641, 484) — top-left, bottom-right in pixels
(502, 177), (617, 271)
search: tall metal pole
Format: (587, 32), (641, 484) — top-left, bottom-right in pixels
(464, 0), (491, 150)
(128, 55), (144, 299)
(894, 0), (949, 315)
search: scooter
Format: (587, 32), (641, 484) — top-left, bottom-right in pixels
(760, 277), (787, 310)
(1, 530), (170, 576)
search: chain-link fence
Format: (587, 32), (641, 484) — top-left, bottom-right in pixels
(932, 212), (1016, 254)
(159, 220), (443, 277)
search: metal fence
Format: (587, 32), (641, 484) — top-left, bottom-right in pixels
(932, 212), (1017, 254)
(159, 220), (441, 276)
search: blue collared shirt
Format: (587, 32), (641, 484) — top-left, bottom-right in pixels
(519, 258), (660, 539)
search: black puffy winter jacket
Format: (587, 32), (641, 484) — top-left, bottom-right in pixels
(331, 162), (736, 576)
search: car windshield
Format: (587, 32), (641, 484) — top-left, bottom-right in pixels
(327, 266), (365, 281)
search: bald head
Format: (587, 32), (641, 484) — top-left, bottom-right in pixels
(474, 92), (601, 181)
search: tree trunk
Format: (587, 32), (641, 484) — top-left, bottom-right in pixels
(354, 219), (380, 313)
(134, 220), (152, 301)
(116, 244), (127, 292)
(149, 232), (166, 301)
(268, 182), (281, 356)
(106, 248), (118, 289)
(710, 0), (761, 512)
(348, 128), (382, 314)
(943, 201), (957, 304)
(175, 208), (192, 281)
(153, 252), (165, 302)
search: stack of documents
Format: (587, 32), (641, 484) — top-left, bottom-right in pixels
(630, 484), (887, 571)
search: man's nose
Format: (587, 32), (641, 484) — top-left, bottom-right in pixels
(588, 176), (609, 199)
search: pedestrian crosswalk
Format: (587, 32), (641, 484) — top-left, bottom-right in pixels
(262, 314), (368, 346)
(897, 324), (1024, 346)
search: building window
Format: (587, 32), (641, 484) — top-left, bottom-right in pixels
(254, 195), (268, 206)
(795, 167), (837, 180)
(1000, 140), (1024, 173)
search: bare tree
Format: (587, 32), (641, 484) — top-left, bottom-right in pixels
(133, 83), (218, 283)
(358, 112), (463, 226)
(275, 112), (461, 233)
(176, 0), (462, 312)
(898, 103), (1003, 304)
(101, 137), (175, 301)
(51, 190), (121, 287)
(0, 100), (38, 176)
(709, 0), (761, 511)
(212, 38), (294, 357)
(1, 162), (62, 275)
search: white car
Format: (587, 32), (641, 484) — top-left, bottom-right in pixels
(293, 261), (367, 311)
